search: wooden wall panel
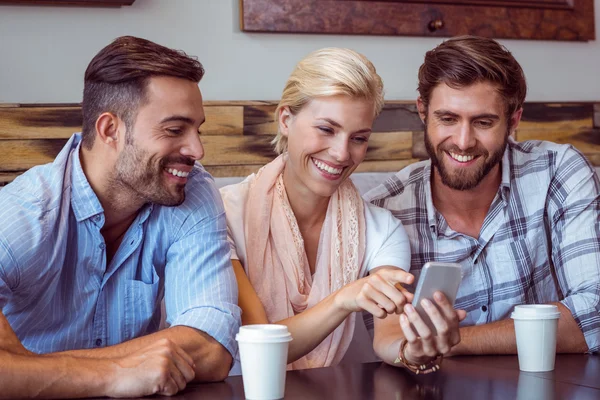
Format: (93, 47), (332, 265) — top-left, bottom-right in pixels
(0, 139), (68, 171)
(1, 101), (599, 187)
(0, 105), (245, 139)
(240, 0), (595, 41)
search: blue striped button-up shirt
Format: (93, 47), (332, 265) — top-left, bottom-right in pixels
(0, 133), (241, 356)
(365, 138), (600, 352)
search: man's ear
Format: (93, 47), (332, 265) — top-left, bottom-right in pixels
(509, 107), (523, 136)
(95, 112), (122, 149)
(416, 97), (427, 124)
(278, 106), (293, 138)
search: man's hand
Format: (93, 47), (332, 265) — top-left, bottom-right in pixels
(399, 291), (467, 364)
(107, 338), (196, 398)
(334, 267), (415, 318)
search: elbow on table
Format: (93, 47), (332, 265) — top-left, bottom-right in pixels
(197, 342), (233, 382)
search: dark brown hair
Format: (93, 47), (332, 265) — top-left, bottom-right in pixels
(81, 36), (205, 149)
(418, 35), (527, 122)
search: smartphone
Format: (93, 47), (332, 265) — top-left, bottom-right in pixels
(411, 262), (462, 335)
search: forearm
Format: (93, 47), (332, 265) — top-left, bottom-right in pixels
(53, 326), (232, 381)
(451, 302), (588, 355)
(372, 320), (404, 366)
(0, 349), (114, 399)
(277, 292), (352, 363)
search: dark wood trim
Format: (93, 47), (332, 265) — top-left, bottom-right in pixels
(353, 0), (573, 10)
(0, 0), (135, 6)
(240, 0), (595, 41)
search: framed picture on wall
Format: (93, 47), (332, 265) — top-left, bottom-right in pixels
(0, 0), (135, 6)
(239, 0), (595, 41)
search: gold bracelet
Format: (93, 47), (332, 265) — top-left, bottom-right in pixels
(393, 339), (443, 374)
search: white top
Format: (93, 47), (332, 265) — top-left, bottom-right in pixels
(221, 174), (411, 372)
(220, 174), (412, 274)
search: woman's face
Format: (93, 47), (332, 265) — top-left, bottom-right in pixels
(279, 95), (375, 199)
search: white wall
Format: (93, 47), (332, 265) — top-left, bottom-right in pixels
(0, 0), (598, 103)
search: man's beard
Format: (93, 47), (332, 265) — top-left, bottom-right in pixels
(424, 123), (508, 191)
(111, 142), (194, 207)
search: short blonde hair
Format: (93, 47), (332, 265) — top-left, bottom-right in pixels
(273, 47), (384, 155)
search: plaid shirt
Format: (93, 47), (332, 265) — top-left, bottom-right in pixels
(364, 138), (600, 353)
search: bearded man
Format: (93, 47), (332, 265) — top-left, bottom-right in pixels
(366, 36), (599, 357)
(0, 36), (240, 398)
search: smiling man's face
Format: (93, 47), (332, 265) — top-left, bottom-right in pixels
(420, 81), (514, 191)
(112, 76), (206, 206)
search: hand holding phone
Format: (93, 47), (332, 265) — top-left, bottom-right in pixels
(411, 262), (462, 335)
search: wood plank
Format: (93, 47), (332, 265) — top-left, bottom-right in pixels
(0, 106), (244, 139)
(243, 104), (278, 135)
(594, 104), (600, 129)
(412, 131), (427, 160)
(0, 107), (81, 140)
(373, 103), (423, 132)
(521, 103), (594, 123)
(583, 153), (600, 166)
(0, 131), (413, 171)
(203, 131), (413, 165)
(519, 103), (594, 134)
(0, 172), (22, 186)
(203, 106), (244, 135)
(366, 131), (413, 161)
(241, 102), (422, 135)
(0, 139), (68, 171)
(517, 128), (600, 161)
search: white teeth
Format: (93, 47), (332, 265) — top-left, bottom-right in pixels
(449, 152), (475, 163)
(166, 168), (189, 178)
(312, 158), (343, 175)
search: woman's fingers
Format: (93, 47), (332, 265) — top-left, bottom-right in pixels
(367, 276), (409, 314)
(356, 291), (388, 318)
(381, 268), (415, 286)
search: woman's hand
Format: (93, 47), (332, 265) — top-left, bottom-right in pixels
(399, 291), (467, 364)
(334, 267), (414, 318)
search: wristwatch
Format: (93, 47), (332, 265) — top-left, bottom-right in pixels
(393, 339), (443, 374)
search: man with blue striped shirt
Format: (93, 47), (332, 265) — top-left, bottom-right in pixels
(365, 36), (599, 366)
(0, 36), (241, 398)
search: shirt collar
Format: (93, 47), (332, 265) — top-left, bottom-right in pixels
(70, 134), (105, 223)
(499, 139), (513, 203)
(422, 161), (439, 236)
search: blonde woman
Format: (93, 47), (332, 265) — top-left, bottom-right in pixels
(221, 48), (465, 371)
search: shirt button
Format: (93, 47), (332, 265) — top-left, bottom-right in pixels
(99, 243), (106, 250)
(481, 305), (488, 312)
(95, 338), (102, 346)
(94, 215), (100, 222)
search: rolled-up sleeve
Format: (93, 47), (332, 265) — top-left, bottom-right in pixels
(164, 185), (241, 358)
(549, 149), (600, 353)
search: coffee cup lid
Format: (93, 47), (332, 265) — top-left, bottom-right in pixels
(236, 324), (293, 343)
(511, 304), (560, 320)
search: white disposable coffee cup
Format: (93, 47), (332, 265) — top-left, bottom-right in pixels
(236, 324), (293, 400)
(511, 305), (560, 372)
